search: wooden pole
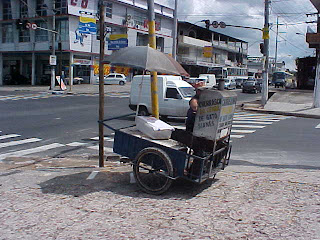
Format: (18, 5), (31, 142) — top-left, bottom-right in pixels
(99, 2), (105, 167)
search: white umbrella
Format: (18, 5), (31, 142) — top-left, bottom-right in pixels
(103, 46), (187, 76)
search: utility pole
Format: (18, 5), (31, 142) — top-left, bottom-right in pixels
(313, 14), (320, 108)
(172, 0), (178, 60)
(147, 0), (159, 119)
(262, 0), (270, 106)
(50, 1), (56, 90)
(98, 1), (105, 167)
(274, 16), (279, 72)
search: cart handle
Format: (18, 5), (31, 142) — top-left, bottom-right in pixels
(98, 113), (136, 131)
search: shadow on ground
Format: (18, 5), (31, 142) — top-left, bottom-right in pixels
(39, 170), (219, 200)
(231, 159), (320, 170)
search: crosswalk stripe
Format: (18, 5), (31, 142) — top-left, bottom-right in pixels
(231, 129), (256, 133)
(230, 135), (245, 138)
(87, 145), (114, 152)
(316, 123), (320, 129)
(0, 134), (21, 140)
(0, 143), (65, 161)
(234, 117), (280, 122)
(0, 138), (41, 148)
(66, 142), (89, 147)
(233, 120), (273, 124)
(90, 136), (114, 141)
(232, 125), (265, 128)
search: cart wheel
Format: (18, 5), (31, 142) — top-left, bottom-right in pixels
(133, 147), (173, 195)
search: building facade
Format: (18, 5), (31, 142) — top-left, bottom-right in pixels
(247, 56), (285, 79)
(0, 0), (175, 85)
(177, 21), (248, 77)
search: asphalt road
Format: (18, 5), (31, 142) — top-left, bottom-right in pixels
(1, 89), (319, 169)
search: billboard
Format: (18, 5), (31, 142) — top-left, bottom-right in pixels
(108, 34), (128, 50)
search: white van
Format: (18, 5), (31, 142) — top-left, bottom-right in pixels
(129, 75), (195, 117)
(199, 74), (216, 88)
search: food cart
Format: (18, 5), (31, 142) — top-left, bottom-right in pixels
(102, 89), (237, 194)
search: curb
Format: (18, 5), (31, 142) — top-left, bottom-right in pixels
(242, 106), (320, 119)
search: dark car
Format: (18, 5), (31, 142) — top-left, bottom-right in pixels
(274, 79), (285, 88)
(242, 80), (262, 93)
(235, 78), (244, 88)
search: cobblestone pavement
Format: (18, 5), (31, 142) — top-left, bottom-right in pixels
(0, 157), (319, 240)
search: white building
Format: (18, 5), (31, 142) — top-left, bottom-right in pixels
(0, 0), (175, 85)
(177, 21), (248, 77)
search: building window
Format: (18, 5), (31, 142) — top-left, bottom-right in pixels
(35, 22), (48, 41)
(19, 29), (30, 42)
(3, 0), (12, 20)
(55, 0), (67, 14)
(134, 11), (147, 27)
(56, 19), (68, 41)
(136, 33), (148, 46)
(20, 2), (28, 18)
(2, 24), (14, 43)
(36, 0), (47, 16)
(105, 2), (112, 18)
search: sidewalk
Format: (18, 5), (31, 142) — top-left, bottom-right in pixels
(242, 87), (320, 119)
(0, 82), (131, 95)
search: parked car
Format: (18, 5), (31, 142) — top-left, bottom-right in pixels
(96, 73), (127, 85)
(274, 79), (285, 88)
(186, 77), (206, 88)
(242, 80), (262, 93)
(64, 77), (84, 85)
(224, 79), (236, 90)
(235, 78), (245, 88)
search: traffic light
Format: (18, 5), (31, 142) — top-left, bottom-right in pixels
(22, 20), (30, 30)
(204, 20), (211, 29)
(260, 43), (264, 54)
(16, 19), (23, 30)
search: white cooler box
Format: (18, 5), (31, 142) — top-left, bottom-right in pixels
(135, 116), (175, 140)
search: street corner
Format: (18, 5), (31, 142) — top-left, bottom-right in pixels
(0, 155), (131, 172)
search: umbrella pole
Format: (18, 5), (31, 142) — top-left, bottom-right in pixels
(148, 0), (159, 119)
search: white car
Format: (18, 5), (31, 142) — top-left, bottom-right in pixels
(64, 77), (84, 84)
(96, 73), (127, 85)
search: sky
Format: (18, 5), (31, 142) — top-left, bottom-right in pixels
(156, 0), (317, 70)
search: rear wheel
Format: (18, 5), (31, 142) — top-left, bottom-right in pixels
(138, 106), (149, 116)
(133, 147), (173, 195)
(119, 81), (125, 85)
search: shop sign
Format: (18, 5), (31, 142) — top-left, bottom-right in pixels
(73, 59), (92, 65)
(203, 46), (212, 58)
(50, 55), (57, 65)
(108, 34), (128, 50)
(79, 16), (96, 34)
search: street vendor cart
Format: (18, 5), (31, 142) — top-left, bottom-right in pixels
(102, 89), (237, 194)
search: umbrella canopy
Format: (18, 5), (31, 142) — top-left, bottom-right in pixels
(164, 54), (190, 77)
(103, 46), (189, 76)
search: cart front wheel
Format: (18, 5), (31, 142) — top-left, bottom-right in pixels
(133, 147), (173, 195)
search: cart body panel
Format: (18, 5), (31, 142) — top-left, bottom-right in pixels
(113, 127), (187, 177)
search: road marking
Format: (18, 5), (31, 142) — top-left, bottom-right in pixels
(0, 143), (65, 161)
(0, 138), (41, 148)
(87, 171), (99, 180)
(232, 125), (265, 128)
(170, 125), (185, 129)
(234, 117), (280, 122)
(0, 134), (21, 140)
(87, 145), (113, 152)
(233, 120), (273, 125)
(66, 142), (89, 147)
(90, 136), (114, 141)
(230, 135), (245, 138)
(316, 123), (320, 129)
(231, 129), (256, 133)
